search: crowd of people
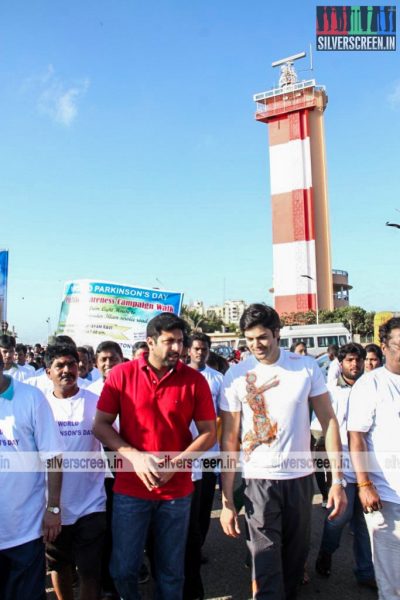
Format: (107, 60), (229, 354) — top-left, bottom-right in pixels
(0, 305), (399, 600)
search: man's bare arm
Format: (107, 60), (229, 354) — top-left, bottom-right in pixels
(157, 419), (217, 486)
(311, 392), (347, 519)
(93, 409), (162, 491)
(43, 456), (63, 543)
(220, 410), (241, 538)
(179, 419), (217, 457)
(349, 430), (382, 513)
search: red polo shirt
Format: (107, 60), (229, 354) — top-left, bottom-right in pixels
(97, 355), (215, 500)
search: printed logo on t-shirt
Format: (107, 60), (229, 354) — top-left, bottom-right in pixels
(242, 371), (280, 460)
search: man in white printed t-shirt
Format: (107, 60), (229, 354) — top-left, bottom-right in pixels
(44, 344), (106, 600)
(26, 335), (90, 395)
(348, 317), (400, 600)
(0, 352), (64, 600)
(220, 304), (347, 600)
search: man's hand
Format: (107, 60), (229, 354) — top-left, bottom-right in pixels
(156, 458), (176, 487)
(43, 511), (62, 543)
(358, 484), (383, 514)
(130, 452), (164, 491)
(220, 504), (241, 538)
(326, 485), (348, 520)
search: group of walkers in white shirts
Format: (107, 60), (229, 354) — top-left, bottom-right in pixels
(0, 305), (399, 600)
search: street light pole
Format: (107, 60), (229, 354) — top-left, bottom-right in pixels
(301, 274), (319, 325)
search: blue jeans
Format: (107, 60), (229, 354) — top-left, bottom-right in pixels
(320, 483), (374, 582)
(111, 492), (192, 600)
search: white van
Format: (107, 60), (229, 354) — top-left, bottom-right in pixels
(279, 323), (351, 357)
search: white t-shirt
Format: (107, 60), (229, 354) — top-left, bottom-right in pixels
(26, 372), (89, 394)
(220, 350), (327, 479)
(86, 377), (104, 396)
(85, 367), (102, 383)
(328, 381), (356, 483)
(17, 363), (36, 378)
(4, 365), (26, 382)
(45, 387), (106, 524)
(199, 365), (223, 458)
(0, 379), (64, 550)
(347, 367), (400, 503)
(327, 358), (341, 385)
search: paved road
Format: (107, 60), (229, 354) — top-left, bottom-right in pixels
(47, 491), (378, 600)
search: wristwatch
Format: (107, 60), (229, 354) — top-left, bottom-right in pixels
(332, 478), (347, 488)
(46, 506), (61, 514)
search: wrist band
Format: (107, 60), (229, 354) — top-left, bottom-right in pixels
(357, 480), (373, 488)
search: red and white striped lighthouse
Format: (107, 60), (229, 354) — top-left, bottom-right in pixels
(254, 54), (333, 315)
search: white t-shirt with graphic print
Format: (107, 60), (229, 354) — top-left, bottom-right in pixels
(45, 387), (106, 525)
(220, 350), (327, 480)
(0, 379), (64, 550)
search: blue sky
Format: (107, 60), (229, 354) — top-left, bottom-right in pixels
(1, 0), (399, 343)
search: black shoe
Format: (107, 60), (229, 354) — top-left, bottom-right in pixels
(315, 550), (331, 577)
(138, 563), (150, 584)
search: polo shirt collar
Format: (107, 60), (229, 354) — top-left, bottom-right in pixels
(138, 352), (183, 375)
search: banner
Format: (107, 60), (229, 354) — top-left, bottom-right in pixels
(57, 279), (184, 356)
(0, 250), (9, 322)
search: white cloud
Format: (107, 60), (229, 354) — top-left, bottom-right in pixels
(387, 81), (400, 109)
(34, 64), (90, 126)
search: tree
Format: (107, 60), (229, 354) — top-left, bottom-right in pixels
(279, 306), (375, 338)
(180, 305), (226, 333)
(319, 306), (375, 338)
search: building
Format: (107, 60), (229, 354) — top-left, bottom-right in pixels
(332, 269), (352, 308)
(221, 300), (247, 326)
(204, 300), (247, 326)
(190, 301), (206, 316)
(253, 53), (334, 316)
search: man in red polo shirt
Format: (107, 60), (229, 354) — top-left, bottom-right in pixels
(94, 313), (216, 600)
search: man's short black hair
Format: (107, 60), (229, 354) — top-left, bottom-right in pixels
(338, 342), (366, 363)
(44, 345), (79, 369)
(77, 346), (89, 355)
(15, 343), (27, 354)
(327, 344), (339, 357)
(96, 341), (123, 358)
(239, 304), (280, 334)
(131, 341), (149, 356)
(48, 335), (77, 348)
(0, 335), (16, 350)
(146, 313), (188, 340)
(364, 343), (383, 363)
(188, 333), (211, 349)
(379, 317), (400, 344)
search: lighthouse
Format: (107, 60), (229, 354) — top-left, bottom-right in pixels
(254, 53), (334, 315)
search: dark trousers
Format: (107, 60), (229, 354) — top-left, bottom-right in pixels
(184, 479), (204, 600)
(244, 475), (314, 600)
(199, 471), (217, 545)
(311, 432), (331, 501)
(0, 537), (46, 600)
(102, 476), (117, 594)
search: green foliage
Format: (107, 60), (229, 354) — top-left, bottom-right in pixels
(180, 305), (227, 333)
(319, 306), (375, 337)
(280, 306), (375, 338)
